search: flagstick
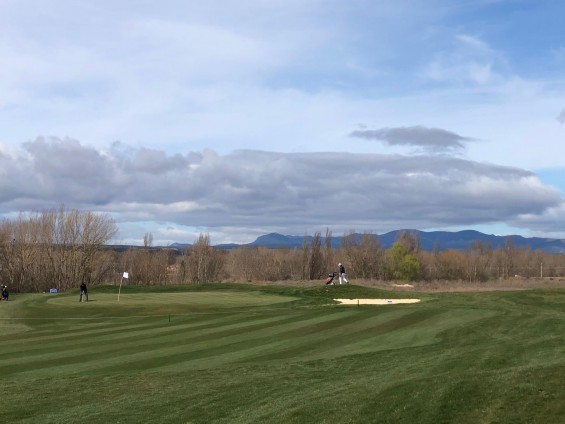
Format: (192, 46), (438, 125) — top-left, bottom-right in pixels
(118, 276), (123, 302)
(118, 272), (129, 302)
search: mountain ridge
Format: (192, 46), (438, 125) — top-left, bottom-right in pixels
(169, 229), (565, 253)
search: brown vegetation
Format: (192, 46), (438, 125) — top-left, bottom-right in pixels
(0, 207), (117, 292)
(1, 213), (565, 293)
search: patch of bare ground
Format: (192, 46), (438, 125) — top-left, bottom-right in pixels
(222, 277), (565, 292)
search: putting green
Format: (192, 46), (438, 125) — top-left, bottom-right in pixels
(46, 291), (299, 308)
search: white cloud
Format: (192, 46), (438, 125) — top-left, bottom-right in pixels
(557, 108), (565, 124)
(455, 34), (493, 53)
(421, 33), (504, 86)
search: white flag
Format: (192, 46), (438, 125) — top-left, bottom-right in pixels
(123, 272), (129, 279)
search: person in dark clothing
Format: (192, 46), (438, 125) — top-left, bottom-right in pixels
(1, 285), (8, 301)
(79, 282), (88, 302)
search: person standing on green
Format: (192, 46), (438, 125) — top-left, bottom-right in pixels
(79, 282), (88, 302)
(1, 285), (8, 301)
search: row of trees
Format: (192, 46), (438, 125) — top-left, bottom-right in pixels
(124, 230), (565, 285)
(2, 211), (565, 292)
(0, 207), (118, 292)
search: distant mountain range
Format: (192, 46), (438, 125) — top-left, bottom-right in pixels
(169, 229), (565, 253)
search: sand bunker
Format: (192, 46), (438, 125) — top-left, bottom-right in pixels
(335, 298), (421, 305)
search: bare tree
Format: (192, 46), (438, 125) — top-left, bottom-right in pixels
(466, 241), (492, 282)
(0, 207), (117, 292)
(396, 230), (420, 254)
(301, 234), (309, 280)
(121, 248), (170, 285)
(324, 228), (334, 275)
(185, 234), (224, 283)
(348, 232), (384, 279)
(308, 232), (323, 280)
(143, 232), (153, 248)
(226, 246), (257, 282)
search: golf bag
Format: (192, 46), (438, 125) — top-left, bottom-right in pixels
(1, 285), (8, 301)
(325, 272), (335, 285)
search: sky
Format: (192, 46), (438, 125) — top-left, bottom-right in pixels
(1, 0), (565, 245)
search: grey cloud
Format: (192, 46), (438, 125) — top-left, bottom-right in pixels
(128, 148), (191, 174)
(510, 204), (565, 238)
(350, 126), (474, 153)
(19, 137), (123, 204)
(1, 138), (563, 238)
(23, 137), (111, 179)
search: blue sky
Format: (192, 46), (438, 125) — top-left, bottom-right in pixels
(1, 0), (565, 245)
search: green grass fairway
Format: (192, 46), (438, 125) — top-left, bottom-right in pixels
(47, 291), (299, 308)
(1, 284), (565, 423)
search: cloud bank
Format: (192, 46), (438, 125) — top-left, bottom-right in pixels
(2, 137), (563, 243)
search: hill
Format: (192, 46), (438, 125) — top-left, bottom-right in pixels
(233, 230), (565, 253)
(165, 230), (565, 253)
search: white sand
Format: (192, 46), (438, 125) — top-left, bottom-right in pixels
(335, 298), (421, 305)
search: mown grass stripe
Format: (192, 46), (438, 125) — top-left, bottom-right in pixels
(0, 319), (169, 347)
(231, 308), (446, 364)
(2, 309), (362, 376)
(0, 311), (252, 348)
(82, 309), (434, 374)
(0, 312), (295, 361)
(83, 310), (375, 374)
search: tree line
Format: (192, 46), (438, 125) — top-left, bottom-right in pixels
(0, 208), (118, 292)
(1, 211), (565, 292)
(105, 230), (565, 284)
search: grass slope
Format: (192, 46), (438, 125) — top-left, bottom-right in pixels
(1, 284), (565, 423)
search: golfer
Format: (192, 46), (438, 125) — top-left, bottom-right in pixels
(1, 285), (8, 301)
(79, 282), (88, 302)
(338, 263), (349, 285)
